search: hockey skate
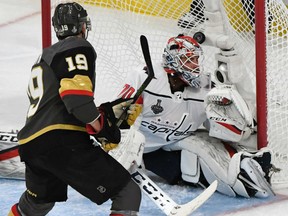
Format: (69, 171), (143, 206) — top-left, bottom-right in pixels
(239, 156), (275, 198)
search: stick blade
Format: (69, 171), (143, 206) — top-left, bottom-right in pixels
(140, 35), (154, 78)
(169, 180), (218, 216)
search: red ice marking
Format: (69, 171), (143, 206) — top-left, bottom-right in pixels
(219, 193), (288, 216)
(0, 11), (40, 28)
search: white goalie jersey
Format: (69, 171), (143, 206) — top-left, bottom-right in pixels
(117, 63), (211, 153)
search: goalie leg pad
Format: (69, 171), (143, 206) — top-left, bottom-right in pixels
(176, 131), (237, 196)
(171, 131), (274, 197)
(109, 126), (145, 171)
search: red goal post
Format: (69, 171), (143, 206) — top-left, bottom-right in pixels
(41, 0), (51, 48)
(255, 0), (267, 150)
(42, 0), (288, 188)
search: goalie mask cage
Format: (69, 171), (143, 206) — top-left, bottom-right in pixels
(42, 0), (288, 188)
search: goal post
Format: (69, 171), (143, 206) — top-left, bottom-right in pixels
(41, 0), (51, 48)
(255, 0), (267, 150)
(42, 0), (288, 188)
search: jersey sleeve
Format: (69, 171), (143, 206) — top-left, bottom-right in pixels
(49, 38), (99, 123)
(59, 74), (99, 123)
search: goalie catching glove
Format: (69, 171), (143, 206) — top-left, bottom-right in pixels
(113, 99), (143, 126)
(205, 84), (255, 142)
(86, 102), (121, 151)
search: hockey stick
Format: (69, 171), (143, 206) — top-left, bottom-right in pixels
(111, 35), (155, 126)
(132, 168), (217, 216)
(0, 131), (19, 155)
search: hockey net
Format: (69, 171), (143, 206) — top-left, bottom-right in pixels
(48, 0), (288, 188)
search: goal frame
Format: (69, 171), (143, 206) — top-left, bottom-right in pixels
(41, 0), (268, 150)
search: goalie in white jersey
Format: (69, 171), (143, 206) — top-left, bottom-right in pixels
(114, 34), (275, 198)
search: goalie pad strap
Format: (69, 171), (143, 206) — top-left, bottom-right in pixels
(181, 150), (200, 183)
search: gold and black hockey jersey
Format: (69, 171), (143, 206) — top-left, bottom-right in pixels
(18, 36), (98, 144)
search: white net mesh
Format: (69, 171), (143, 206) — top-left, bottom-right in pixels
(50, 0), (288, 187)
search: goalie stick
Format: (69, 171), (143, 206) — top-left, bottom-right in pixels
(132, 169), (217, 216)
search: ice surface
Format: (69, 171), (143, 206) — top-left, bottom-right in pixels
(1, 1), (288, 215)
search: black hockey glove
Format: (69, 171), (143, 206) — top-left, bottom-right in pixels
(87, 102), (121, 150)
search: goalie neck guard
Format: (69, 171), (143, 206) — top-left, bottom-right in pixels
(162, 34), (204, 87)
(52, 2), (91, 39)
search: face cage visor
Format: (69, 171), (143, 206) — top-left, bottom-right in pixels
(176, 51), (204, 88)
(80, 16), (91, 39)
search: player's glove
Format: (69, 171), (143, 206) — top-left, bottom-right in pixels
(86, 102), (121, 151)
(113, 100), (142, 126)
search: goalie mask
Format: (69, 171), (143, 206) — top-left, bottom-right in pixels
(162, 34), (204, 88)
(52, 2), (91, 39)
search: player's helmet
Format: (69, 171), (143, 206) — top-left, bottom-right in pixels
(162, 34), (204, 87)
(52, 2), (91, 39)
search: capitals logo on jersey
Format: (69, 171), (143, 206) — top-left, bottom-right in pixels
(141, 113), (195, 142)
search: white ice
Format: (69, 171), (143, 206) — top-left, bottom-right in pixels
(1, 0), (288, 215)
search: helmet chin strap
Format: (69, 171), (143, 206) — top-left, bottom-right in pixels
(85, 31), (89, 39)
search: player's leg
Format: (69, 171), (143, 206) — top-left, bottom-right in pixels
(40, 130), (141, 215)
(110, 179), (141, 216)
(8, 192), (55, 216)
(8, 158), (63, 216)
